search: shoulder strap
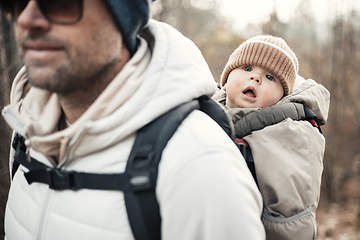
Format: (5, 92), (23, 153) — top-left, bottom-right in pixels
(124, 95), (234, 240)
(11, 133), (24, 179)
(124, 99), (200, 240)
(233, 102), (321, 139)
(197, 95), (234, 140)
(11, 135), (134, 191)
(11, 134), (139, 192)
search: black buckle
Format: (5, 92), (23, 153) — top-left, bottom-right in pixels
(12, 134), (20, 150)
(46, 169), (77, 190)
(129, 169), (155, 192)
(12, 133), (26, 152)
(128, 151), (155, 170)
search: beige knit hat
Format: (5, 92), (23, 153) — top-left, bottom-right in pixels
(220, 35), (299, 95)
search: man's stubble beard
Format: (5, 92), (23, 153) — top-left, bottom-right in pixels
(25, 46), (120, 96)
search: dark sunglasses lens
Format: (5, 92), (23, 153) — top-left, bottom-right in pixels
(13, 0), (29, 17)
(38, 0), (82, 24)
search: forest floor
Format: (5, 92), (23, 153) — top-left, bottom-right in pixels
(317, 201), (360, 240)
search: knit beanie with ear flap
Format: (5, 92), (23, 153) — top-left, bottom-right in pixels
(104, 0), (155, 56)
(220, 35), (299, 95)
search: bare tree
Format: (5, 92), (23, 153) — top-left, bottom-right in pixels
(0, 11), (12, 239)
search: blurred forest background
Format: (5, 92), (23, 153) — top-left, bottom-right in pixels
(0, 0), (360, 239)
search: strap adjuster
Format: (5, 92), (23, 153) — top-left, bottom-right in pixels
(13, 133), (26, 152)
(128, 151), (155, 170)
(129, 169), (156, 192)
(45, 169), (77, 190)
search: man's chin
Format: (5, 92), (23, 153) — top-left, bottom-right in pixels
(26, 67), (62, 91)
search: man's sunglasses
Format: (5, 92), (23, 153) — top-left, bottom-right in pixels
(4, 0), (83, 24)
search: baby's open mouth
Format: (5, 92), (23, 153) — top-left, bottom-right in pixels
(243, 88), (256, 98)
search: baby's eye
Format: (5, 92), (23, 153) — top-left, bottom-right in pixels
(266, 75), (275, 81)
(243, 66), (252, 71)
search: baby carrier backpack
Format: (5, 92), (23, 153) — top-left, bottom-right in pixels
(11, 96), (321, 240)
(232, 103), (322, 240)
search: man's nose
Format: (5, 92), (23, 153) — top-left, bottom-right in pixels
(16, 1), (51, 30)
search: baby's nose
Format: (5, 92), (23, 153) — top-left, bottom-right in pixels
(250, 74), (261, 84)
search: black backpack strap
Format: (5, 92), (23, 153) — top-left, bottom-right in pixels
(124, 99), (200, 240)
(11, 133), (25, 179)
(12, 134), (134, 191)
(235, 139), (258, 185)
(197, 95), (234, 140)
(124, 96), (235, 240)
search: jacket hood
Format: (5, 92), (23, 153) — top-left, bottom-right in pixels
(2, 19), (217, 163)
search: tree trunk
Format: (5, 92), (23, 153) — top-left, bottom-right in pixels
(0, 11), (12, 239)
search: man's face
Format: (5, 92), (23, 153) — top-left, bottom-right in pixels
(15, 0), (128, 94)
(225, 65), (284, 108)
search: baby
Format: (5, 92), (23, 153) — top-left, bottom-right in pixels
(219, 35), (298, 108)
(213, 35), (330, 240)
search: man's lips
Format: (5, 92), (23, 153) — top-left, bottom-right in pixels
(23, 42), (63, 60)
(24, 41), (63, 50)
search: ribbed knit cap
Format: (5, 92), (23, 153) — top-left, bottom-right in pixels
(104, 0), (154, 56)
(220, 35), (299, 95)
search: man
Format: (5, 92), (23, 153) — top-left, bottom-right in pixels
(0, 0), (265, 239)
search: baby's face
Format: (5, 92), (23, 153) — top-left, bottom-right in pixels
(225, 65), (284, 108)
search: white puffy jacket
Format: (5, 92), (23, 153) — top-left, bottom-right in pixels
(2, 20), (264, 240)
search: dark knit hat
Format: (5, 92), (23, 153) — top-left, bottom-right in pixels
(0, 0), (152, 56)
(220, 35), (299, 95)
(104, 0), (154, 56)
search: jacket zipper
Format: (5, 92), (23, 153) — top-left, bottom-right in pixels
(36, 189), (53, 240)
